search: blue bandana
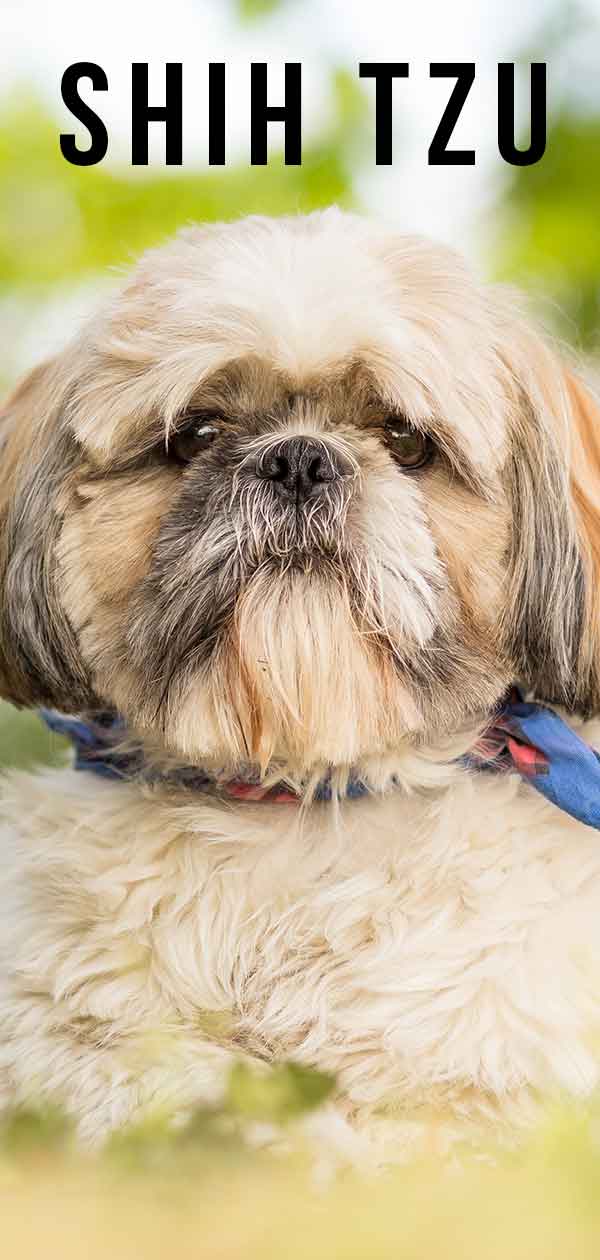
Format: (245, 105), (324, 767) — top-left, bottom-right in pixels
(467, 690), (600, 830)
(39, 692), (600, 826)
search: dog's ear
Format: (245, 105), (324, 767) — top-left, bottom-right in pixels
(564, 372), (600, 710)
(0, 357), (94, 710)
(500, 319), (600, 714)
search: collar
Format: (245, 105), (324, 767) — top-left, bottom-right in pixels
(39, 690), (600, 828)
(38, 709), (370, 804)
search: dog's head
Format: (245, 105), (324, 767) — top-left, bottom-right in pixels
(2, 209), (600, 772)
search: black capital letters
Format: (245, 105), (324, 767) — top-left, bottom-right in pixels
(250, 63), (301, 165)
(429, 63), (475, 165)
(208, 63), (226, 166)
(498, 63), (546, 166)
(60, 63), (108, 167)
(358, 63), (409, 164)
(131, 63), (183, 165)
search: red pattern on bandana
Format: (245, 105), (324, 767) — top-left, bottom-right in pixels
(472, 687), (551, 779)
(473, 722), (550, 778)
(222, 780), (300, 803)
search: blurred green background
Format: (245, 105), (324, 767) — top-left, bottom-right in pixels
(0, 0), (599, 768)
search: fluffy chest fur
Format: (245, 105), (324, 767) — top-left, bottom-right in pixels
(2, 752), (600, 1155)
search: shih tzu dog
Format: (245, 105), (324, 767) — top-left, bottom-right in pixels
(2, 207), (600, 1160)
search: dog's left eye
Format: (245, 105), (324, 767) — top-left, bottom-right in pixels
(385, 420), (434, 470)
(169, 418), (220, 463)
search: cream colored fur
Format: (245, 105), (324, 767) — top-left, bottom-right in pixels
(2, 731), (600, 1163)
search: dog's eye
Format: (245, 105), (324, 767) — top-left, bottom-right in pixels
(385, 420), (433, 470)
(169, 418), (220, 463)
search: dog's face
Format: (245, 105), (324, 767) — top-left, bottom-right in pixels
(1, 209), (600, 772)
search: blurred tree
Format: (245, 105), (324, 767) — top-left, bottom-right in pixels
(235, 0), (288, 18)
(0, 69), (365, 295)
(493, 2), (600, 349)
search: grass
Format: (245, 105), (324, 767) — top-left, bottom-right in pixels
(2, 1074), (600, 1258)
(0, 702), (67, 770)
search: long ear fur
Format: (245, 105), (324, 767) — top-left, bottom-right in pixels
(0, 359), (94, 709)
(565, 372), (600, 710)
(500, 312), (600, 714)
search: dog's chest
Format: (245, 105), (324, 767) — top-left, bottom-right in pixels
(5, 766), (600, 1106)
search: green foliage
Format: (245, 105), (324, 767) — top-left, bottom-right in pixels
(236, 0), (288, 19)
(226, 1060), (335, 1122)
(493, 4), (600, 348)
(495, 114), (600, 348)
(0, 1103), (74, 1157)
(104, 1060), (335, 1173)
(0, 71), (364, 296)
(0, 705), (67, 770)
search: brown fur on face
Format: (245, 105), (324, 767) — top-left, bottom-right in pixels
(58, 467), (183, 707)
(1, 210), (600, 771)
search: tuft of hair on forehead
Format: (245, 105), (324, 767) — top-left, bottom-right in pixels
(63, 209), (510, 477)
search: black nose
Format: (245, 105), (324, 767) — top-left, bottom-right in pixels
(256, 437), (347, 502)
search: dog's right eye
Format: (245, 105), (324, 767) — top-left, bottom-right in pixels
(168, 418), (220, 463)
